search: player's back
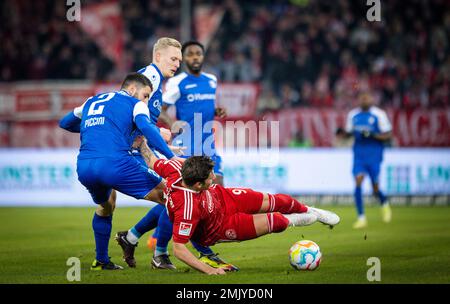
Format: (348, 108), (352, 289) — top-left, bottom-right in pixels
(164, 72), (217, 156)
(153, 159), (225, 246)
(78, 91), (140, 160)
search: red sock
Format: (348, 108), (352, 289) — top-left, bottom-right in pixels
(267, 212), (289, 233)
(267, 194), (308, 214)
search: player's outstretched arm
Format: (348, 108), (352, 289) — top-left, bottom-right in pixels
(135, 114), (176, 159)
(173, 242), (226, 275)
(59, 111), (81, 133)
(137, 137), (159, 169)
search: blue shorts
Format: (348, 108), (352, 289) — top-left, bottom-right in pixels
(77, 156), (162, 204)
(352, 158), (381, 184)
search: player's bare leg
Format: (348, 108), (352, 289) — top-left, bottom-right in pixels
(143, 180), (166, 204)
(96, 189), (116, 217)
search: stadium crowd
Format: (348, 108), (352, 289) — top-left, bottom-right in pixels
(1, 0), (448, 110)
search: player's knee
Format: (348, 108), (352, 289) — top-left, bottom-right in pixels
(271, 212), (289, 233)
(109, 190), (117, 212)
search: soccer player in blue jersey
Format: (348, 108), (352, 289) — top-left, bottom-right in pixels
(59, 73), (180, 270)
(336, 91), (393, 229)
(116, 41), (237, 271)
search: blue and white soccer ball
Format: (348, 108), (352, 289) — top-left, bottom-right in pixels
(288, 240), (322, 270)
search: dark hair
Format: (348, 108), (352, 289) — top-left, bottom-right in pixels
(182, 41), (205, 55)
(120, 73), (153, 91)
(181, 156), (215, 186)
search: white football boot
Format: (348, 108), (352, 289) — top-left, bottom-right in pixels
(307, 207), (341, 227)
(284, 213), (318, 227)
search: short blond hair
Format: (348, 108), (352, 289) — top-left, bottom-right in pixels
(153, 37), (182, 57)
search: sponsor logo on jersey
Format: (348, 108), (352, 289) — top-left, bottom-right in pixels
(179, 222), (192, 236)
(186, 93), (216, 102)
(153, 100), (162, 111)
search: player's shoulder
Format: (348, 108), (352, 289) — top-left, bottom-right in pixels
(201, 72), (217, 82)
(347, 107), (361, 118)
(155, 158), (183, 174)
(138, 64), (162, 86)
(369, 106), (387, 116)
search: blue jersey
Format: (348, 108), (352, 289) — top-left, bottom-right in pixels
(75, 90), (150, 160)
(138, 63), (164, 124)
(345, 106), (392, 163)
(163, 71), (218, 157)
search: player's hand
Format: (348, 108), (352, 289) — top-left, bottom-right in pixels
(335, 127), (345, 137)
(169, 145), (187, 156)
(206, 267), (226, 275)
(215, 107), (227, 119)
(159, 127), (172, 143)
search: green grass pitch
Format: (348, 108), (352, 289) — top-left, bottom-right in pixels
(0, 205), (449, 284)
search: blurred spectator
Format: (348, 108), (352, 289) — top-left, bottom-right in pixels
(0, 0), (448, 109)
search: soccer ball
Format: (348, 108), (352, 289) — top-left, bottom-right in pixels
(288, 240), (322, 270)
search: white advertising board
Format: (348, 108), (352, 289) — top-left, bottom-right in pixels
(0, 148), (449, 206)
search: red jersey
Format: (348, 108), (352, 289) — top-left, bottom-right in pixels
(153, 159), (228, 246)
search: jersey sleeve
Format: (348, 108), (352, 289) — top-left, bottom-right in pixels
(345, 110), (356, 133)
(171, 191), (201, 244)
(138, 65), (161, 100)
(163, 77), (181, 105)
(73, 97), (91, 118)
(133, 101), (150, 122)
(153, 159), (183, 179)
(376, 110), (392, 133)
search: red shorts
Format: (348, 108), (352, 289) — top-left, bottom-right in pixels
(214, 187), (264, 242)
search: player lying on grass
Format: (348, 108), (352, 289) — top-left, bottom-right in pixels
(137, 139), (340, 275)
(59, 73), (182, 270)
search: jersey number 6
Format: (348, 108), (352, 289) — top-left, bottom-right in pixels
(232, 189), (247, 195)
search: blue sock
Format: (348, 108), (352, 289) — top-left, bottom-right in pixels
(133, 204), (165, 236)
(377, 190), (387, 205)
(152, 227), (159, 239)
(155, 211), (173, 256)
(354, 186), (364, 217)
(92, 213), (112, 264)
(191, 241), (214, 256)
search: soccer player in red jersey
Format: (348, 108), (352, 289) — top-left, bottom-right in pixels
(139, 141), (340, 275)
